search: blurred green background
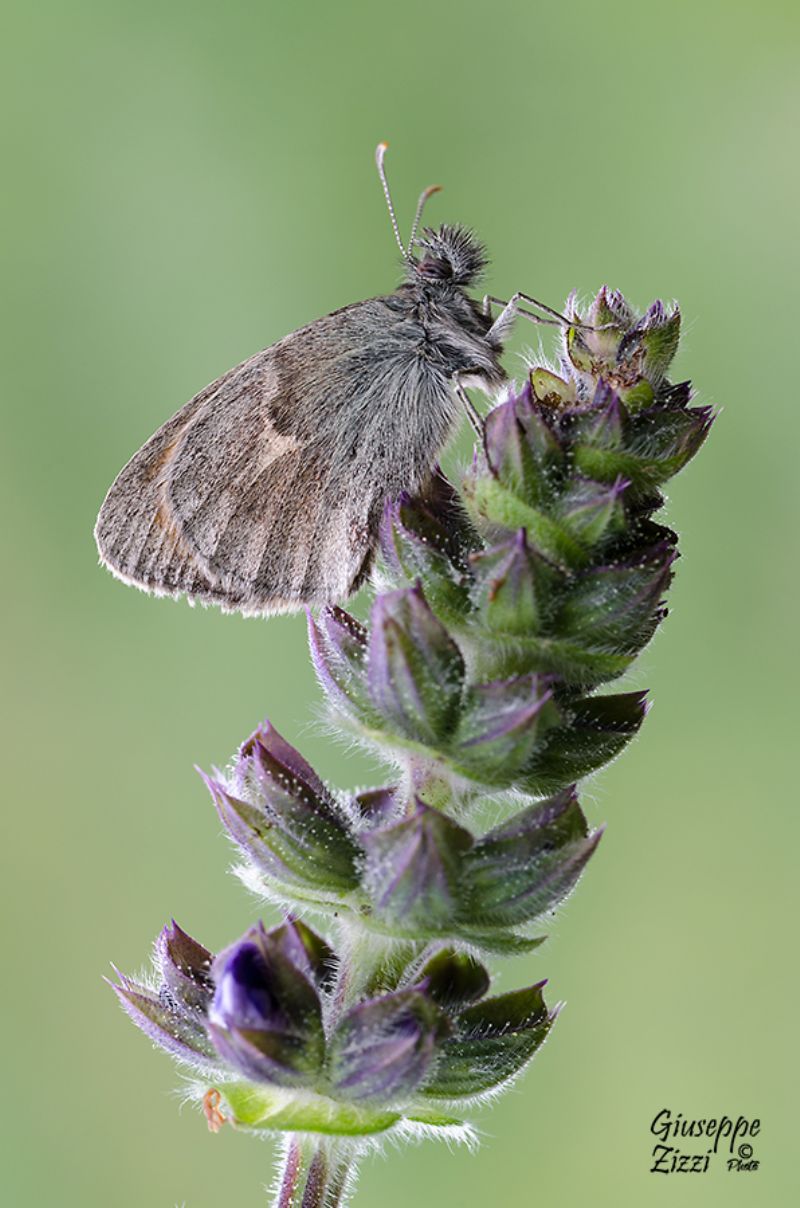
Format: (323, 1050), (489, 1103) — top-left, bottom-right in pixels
(2, 0), (797, 1204)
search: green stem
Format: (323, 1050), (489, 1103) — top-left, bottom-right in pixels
(274, 1137), (356, 1208)
(331, 919), (397, 1012)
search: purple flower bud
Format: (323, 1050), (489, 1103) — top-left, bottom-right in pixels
(559, 542), (677, 653)
(156, 920), (214, 1013)
(465, 787), (602, 927)
(483, 396), (527, 481)
(265, 917), (337, 993)
(208, 925), (324, 1087)
(585, 384), (628, 449)
(618, 302), (680, 384)
(379, 493), (471, 622)
(469, 529), (556, 635)
(571, 375), (713, 489)
(524, 690), (649, 793)
(483, 388), (560, 508)
(381, 475), (474, 571)
(213, 944), (276, 1028)
(626, 403), (715, 473)
(423, 981), (555, 1099)
(367, 585), (465, 744)
(328, 988), (450, 1105)
(566, 301), (624, 373)
(361, 800), (472, 933)
(307, 606), (375, 723)
(558, 475), (629, 548)
(589, 284), (634, 330)
(203, 722), (361, 893)
(236, 720), (326, 797)
(453, 674), (560, 782)
(108, 966), (219, 1072)
(516, 385), (566, 462)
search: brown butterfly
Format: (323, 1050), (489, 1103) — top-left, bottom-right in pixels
(95, 144), (572, 615)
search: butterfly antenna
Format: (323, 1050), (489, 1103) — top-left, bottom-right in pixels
(407, 184), (442, 254)
(375, 142), (408, 259)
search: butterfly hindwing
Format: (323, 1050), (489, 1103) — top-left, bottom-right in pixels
(96, 305), (410, 613)
(93, 371), (240, 608)
(164, 316), (396, 610)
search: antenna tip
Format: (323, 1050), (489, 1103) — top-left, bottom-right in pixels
(375, 141), (389, 164)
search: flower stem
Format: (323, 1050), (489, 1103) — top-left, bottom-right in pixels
(275, 1136), (356, 1208)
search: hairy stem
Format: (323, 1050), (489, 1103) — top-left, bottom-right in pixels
(275, 1137), (356, 1208)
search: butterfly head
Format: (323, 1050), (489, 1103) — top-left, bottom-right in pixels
(409, 224), (488, 288)
(374, 146), (487, 291)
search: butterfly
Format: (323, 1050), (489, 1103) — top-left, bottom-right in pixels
(95, 143), (572, 615)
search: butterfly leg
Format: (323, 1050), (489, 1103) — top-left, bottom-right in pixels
(484, 293), (564, 341)
(452, 372), (485, 436)
(485, 294), (602, 340)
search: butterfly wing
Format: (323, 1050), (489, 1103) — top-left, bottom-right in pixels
(95, 299), (445, 613)
(93, 365), (247, 610)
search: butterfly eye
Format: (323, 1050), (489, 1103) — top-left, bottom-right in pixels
(418, 257), (451, 280)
